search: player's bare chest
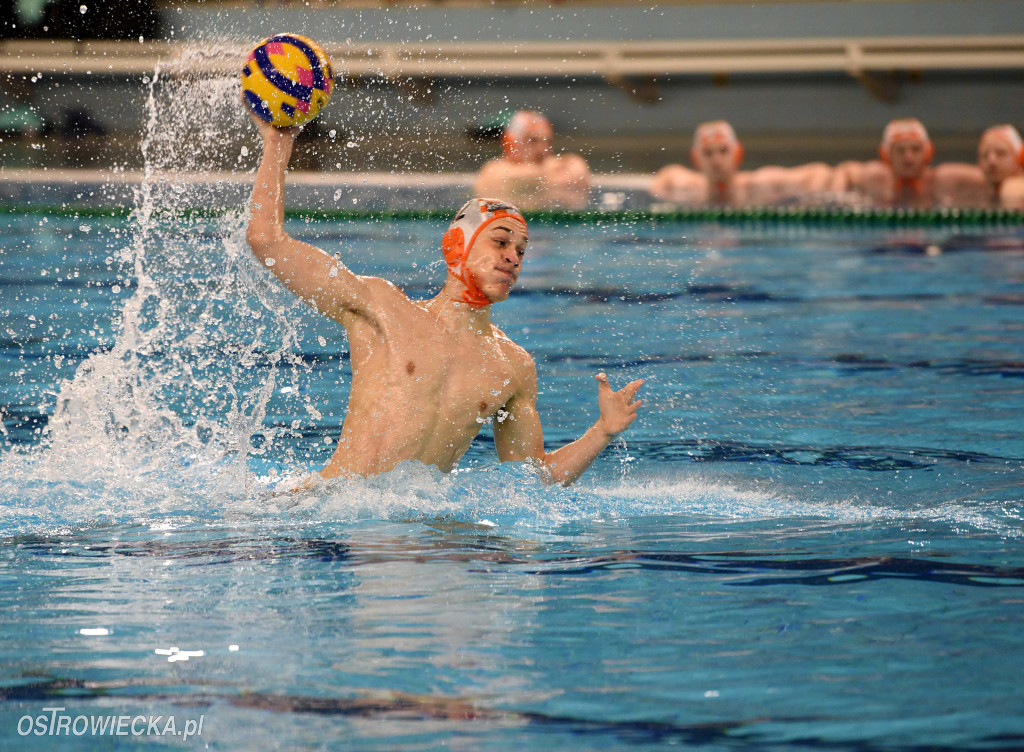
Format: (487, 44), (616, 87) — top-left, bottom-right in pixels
(404, 328), (518, 412)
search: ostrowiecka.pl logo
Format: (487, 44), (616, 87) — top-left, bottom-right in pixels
(18, 707), (204, 739)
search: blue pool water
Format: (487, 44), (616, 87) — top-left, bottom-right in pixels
(1, 198), (1023, 750)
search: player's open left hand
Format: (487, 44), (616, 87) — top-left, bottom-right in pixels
(595, 372), (644, 437)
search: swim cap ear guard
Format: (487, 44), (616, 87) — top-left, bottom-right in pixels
(442, 198), (527, 308)
(501, 130), (517, 160)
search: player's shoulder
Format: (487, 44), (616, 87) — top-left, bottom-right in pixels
(654, 163), (694, 178)
(934, 161), (984, 180)
(478, 157), (512, 175)
(491, 325), (535, 367)
(361, 275), (406, 297)
(357, 275), (420, 315)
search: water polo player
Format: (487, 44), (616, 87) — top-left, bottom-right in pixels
(931, 124), (1024, 207)
(473, 110), (592, 210)
(246, 117), (642, 485)
(830, 118), (937, 208)
(978, 124), (1024, 199)
(649, 120), (832, 206)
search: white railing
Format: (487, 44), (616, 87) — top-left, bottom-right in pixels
(2, 35), (1024, 78)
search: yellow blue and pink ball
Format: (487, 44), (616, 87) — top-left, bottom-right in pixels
(241, 34), (334, 127)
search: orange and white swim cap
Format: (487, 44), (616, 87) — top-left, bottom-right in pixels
(442, 198), (527, 308)
(880, 119), (933, 163)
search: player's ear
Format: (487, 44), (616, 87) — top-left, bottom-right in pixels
(734, 143), (745, 168)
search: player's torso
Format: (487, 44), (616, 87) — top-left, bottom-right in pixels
(330, 298), (523, 473)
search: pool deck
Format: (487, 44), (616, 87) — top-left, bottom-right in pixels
(0, 168), (653, 211)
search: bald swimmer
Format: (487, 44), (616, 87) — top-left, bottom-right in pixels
(474, 110), (592, 210)
(649, 120), (832, 206)
(248, 117), (642, 485)
(831, 119), (937, 208)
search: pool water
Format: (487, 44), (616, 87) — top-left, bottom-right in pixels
(1, 201), (1023, 750)
(0, 54), (1020, 750)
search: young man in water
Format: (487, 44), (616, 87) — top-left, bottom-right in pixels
(247, 118), (643, 485)
(830, 118), (937, 208)
(649, 120), (832, 206)
(933, 124), (1024, 208)
(473, 110), (592, 210)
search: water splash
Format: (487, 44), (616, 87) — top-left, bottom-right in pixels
(0, 45), (314, 531)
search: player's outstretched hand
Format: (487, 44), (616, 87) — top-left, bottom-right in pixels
(595, 372), (644, 437)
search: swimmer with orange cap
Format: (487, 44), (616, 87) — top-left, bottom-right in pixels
(932, 124), (1024, 207)
(649, 120), (832, 206)
(474, 110), (592, 210)
(978, 124), (1024, 198)
(247, 117), (642, 485)
(830, 118), (938, 208)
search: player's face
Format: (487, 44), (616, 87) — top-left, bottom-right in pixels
(695, 140), (739, 181)
(978, 133), (1021, 184)
(888, 139), (929, 179)
(466, 218), (529, 304)
(515, 121), (554, 165)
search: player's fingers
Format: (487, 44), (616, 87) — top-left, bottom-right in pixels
(621, 379), (645, 401)
(595, 372), (612, 393)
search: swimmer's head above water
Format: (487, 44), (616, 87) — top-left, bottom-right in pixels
(690, 120), (744, 182)
(879, 119), (933, 179)
(978, 124), (1024, 187)
(502, 110), (554, 165)
(442, 198), (529, 308)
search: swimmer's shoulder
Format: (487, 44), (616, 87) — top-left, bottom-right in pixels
(653, 163), (698, 180)
(476, 157), (512, 178)
(356, 275), (420, 313)
(360, 275), (406, 296)
(474, 158), (514, 194)
(491, 324), (534, 367)
(1000, 175), (1024, 209)
(934, 161), (985, 184)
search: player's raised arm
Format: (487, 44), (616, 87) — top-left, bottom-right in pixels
(246, 117), (375, 324)
(494, 359), (644, 486)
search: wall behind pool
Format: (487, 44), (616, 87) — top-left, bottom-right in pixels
(168, 1), (1024, 44)
(6, 0), (1024, 173)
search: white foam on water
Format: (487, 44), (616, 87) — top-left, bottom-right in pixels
(593, 475), (1024, 539)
